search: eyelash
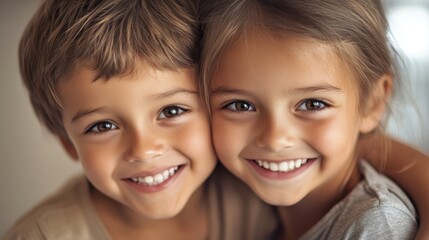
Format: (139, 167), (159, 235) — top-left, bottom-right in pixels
(83, 106), (189, 135)
(158, 105), (189, 119)
(220, 99), (329, 113)
(222, 100), (256, 112)
(296, 99), (330, 112)
(85, 121), (118, 135)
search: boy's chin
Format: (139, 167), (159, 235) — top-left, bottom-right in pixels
(135, 202), (187, 220)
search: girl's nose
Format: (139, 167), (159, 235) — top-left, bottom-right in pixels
(256, 114), (295, 152)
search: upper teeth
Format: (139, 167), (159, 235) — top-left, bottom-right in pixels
(256, 159), (308, 172)
(131, 166), (179, 186)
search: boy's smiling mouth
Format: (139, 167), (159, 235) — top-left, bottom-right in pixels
(126, 165), (183, 187)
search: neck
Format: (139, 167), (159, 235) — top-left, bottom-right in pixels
(275, 162), (361, 240)
(91, 184), (209, 239)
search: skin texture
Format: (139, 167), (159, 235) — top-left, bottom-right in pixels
(210, 30), (391, 239)
(57, 62), (217, 238)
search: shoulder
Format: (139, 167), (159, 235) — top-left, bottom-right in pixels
(331, 161), (418, 239)
(334, 204), (417, 239)
(3, 175), (100, 240)
(357, 160), (416, 217)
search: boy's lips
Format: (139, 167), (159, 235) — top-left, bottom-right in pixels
(123, 164), (184, 187)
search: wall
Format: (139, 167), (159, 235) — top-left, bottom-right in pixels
(0, 0), (81, 235)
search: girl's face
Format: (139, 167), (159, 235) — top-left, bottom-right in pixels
(210, 31), (373, 206)
(59, 62), (216, 220)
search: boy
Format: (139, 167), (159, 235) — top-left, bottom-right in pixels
(4, 0), (277, 239)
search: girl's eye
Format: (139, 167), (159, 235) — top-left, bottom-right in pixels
(158, 106), (186, 119)
(297, 99), (328, 111)
(86, 121), (118, 134)
(224, 101), (255, 112)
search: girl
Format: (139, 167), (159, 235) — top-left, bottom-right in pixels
(200, 0), (421, 238)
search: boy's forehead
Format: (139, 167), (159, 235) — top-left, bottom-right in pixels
(61, 63), (197, 93)
(57, 62), (199, 118)
(66, 60), (197, 83)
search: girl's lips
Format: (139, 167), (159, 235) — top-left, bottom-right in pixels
(251, 158), (312, 172)
(123, 165), (185, 193)
(246, 157), (318, 180)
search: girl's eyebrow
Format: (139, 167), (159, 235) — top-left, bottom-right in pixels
(211, 83), (342, 96)
(290, 83), (342, 94)
(210, 87), (251, 96)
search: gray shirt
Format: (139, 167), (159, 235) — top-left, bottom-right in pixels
(301, 160), (418, 240)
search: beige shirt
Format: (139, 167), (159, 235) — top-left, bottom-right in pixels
(3, 166), (278, 240)
(207, 165), (278, 240)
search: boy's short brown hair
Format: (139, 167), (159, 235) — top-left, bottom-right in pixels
(20, 0), (199, 137)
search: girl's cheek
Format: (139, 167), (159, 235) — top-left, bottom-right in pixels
(306, 115), (359, 156)
(212, 121), (235, 153)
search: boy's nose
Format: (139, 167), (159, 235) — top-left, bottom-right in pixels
(255, 115), (295, 152)
(124, 129), (167, 163)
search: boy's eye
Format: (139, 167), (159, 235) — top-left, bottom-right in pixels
(297, 99), (328, 111)
(224, 101), (255, 112)
(158, 106), (186, 119)
(86, 121), (118, 134)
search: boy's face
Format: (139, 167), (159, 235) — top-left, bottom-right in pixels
(210, 31), (373, 206)
(58, 63), (216, 219)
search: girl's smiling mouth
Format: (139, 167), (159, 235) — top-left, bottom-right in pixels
(246, 158), (318, 180)
(254, 158), (309, 172)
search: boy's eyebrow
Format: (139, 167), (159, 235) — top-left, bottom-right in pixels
(70, 89), (198, 123)
(71, 107), (106, 123)
(211, 83), (342, 96)
(153, 88), (198, 100)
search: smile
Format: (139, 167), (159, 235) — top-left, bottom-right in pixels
(129, 166), (180, 186)
(254, 159), (309, 172)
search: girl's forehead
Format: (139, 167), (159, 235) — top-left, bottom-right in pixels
(226, 29), (331, 58)
(214, 30), (359, 94)
(222, 30), (341, 72)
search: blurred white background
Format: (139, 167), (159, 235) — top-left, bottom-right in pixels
(384, 0), (429, 151)
(0, 0), (428, 236)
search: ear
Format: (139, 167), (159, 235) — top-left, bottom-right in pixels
(359, 74), (393, 134)
(59, 136), (79, 161)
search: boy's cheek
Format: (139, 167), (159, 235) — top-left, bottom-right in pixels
(180, 119), (216, 157)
